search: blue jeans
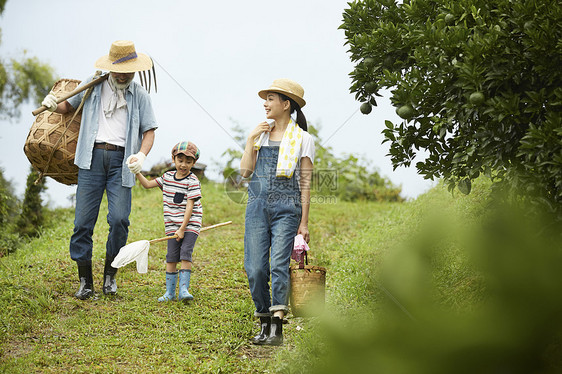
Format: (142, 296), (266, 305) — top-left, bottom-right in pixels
(244, 146), (301, 317)
(69, 148), (131, 266)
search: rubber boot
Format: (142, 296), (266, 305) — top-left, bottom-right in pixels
(103, 258), (118, 295)
(158, 271), (177, 302)
(75, 264), (94, 300)
(251, 316), (271, 345)
(264, 316), (283, 346)
(178, 269), (194, 301)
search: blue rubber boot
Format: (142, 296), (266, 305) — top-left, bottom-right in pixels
(158, 271), (177, 302)
(178, 269), (194, 301)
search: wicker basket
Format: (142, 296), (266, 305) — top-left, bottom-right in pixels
(24, 79), (82, 185)
(290, 264), (326, 317)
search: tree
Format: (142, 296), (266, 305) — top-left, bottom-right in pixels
(0, 55), (56, 120)
(16, 167), (46, 238)
(0, 167), (17, 225)
(308, 126), (404, 202)
(1, 1), (55, 120)
(340, 0), (562, 214)
(0, 167), (20, 256)
(0, 0), (55, 246)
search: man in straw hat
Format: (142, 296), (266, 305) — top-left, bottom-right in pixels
(41, 40), (158, 299)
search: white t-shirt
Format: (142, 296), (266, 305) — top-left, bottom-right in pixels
(259, 130), (315, 164)
(96, 80), (127, 147)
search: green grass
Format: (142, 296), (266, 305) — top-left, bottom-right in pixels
(3, 179), (559, 373)
(0, 181), (403, 373)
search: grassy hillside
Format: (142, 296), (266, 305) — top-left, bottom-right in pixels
(0, 181), (400, 373)
(1, 180), (560, 373)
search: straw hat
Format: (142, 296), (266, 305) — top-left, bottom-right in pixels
(94, 40), (153, 73)
(258, 78), (306, 108)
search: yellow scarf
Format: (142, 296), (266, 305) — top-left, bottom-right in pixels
(254, 119), (303, 178)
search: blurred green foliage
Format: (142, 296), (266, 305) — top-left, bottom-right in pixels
(0, 167), (20, 256)
(0, 55), (55, 120)
(281, 179), (562, 373)
(308, 126), (404, 202)
(340, 0), (562, 216)
(0, 1), (56, 253)
(16, 167), (46, 238)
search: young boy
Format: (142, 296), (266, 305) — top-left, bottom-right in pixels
(134, 141), (203, 301)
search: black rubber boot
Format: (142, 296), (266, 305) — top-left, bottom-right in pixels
(103, 259), (118, 295)
(251, 317), (271, 345)
(264, 316), (283, 346)
(75, 264), (94, 300)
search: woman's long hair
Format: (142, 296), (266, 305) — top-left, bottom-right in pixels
(279, 93), (307, 131)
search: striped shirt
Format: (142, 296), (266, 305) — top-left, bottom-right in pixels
(155, 171), (203, 235)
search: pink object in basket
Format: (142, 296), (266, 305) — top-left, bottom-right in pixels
(291, 234), (309, 266)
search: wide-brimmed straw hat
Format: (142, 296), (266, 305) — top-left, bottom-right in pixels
(94, 40), (153, 73)
(258, 78), (306, 108)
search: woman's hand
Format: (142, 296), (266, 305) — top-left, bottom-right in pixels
(240, 122), (271, 178)
(298, 223), (310, 243)
(248, 121), (272, 141)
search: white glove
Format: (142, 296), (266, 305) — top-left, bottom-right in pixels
(126, 152), (146, 174)
(41, 93), (58, 112)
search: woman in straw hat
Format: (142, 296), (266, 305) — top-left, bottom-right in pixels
(40, 40), (158, 300)
(240, 79), (315, 346)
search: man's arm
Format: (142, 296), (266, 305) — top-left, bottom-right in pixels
(49, 100), (73, 114)
(139, 129), (155, 156)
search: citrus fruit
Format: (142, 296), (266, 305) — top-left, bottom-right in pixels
(360, 102), (372, 115)
(363, 57), (375, 67)
(469, 92), (485, 105)
(365, 81), (378, 93)
(396, 105), (414, 119)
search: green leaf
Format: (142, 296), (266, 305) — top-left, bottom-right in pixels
(457, 179), (472, 195)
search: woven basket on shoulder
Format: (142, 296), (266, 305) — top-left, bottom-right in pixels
(24, 79), (82, 185)
(290, 264), (326, 317)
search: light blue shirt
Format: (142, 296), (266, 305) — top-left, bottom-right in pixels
(68, 75), (158, 187)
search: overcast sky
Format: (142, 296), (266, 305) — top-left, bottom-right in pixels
(0, 0), (435, 207)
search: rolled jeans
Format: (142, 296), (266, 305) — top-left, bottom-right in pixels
(69, 148), (131, 266)
(244, 146), (302, 317)
(244, 197), (301, 316)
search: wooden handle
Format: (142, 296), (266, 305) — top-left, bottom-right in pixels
(32, 74), (109, 116)
(147, 221), (232, 244)
(200, 221), (232, 232)
(149, 235), (177, 244)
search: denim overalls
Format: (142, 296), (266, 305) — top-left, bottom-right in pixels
(244, 146), (302, 317)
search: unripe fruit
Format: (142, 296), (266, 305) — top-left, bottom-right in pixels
(365, 81), (378, 93)
(445, 13), (455, 25)
(469, 92), (485, 106)
(396, 105), (414, 119)
(363, 57), (375, 68)
(360, 102), (372, 115)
